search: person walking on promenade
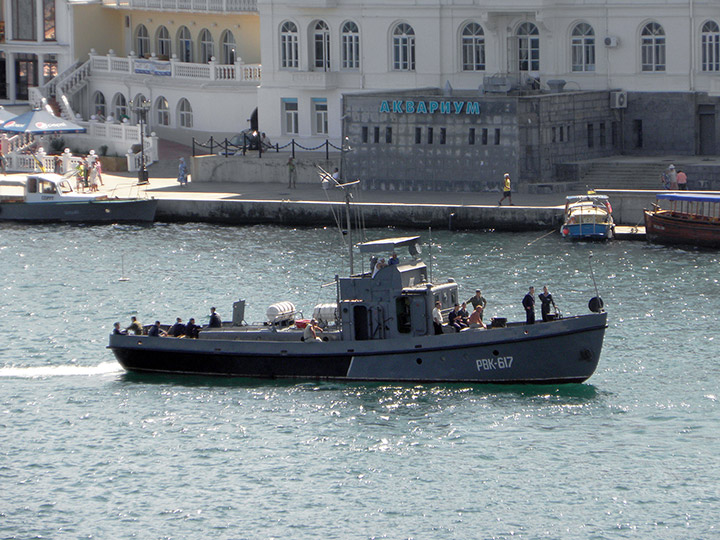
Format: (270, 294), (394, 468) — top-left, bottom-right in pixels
(522, 286), (535, 324)
(287, 156), (297, 188)
(178, 157), (188, 187)
(498, 173), (513, 205)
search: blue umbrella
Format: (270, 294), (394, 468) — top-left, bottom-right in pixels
(0, 108), (86, 134)
(0, 106), (17, 123)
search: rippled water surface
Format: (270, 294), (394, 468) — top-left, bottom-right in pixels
(1, 223), (719, 539)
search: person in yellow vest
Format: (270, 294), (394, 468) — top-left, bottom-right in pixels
(498, 173), (513, 205)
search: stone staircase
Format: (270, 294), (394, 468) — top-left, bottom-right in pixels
(574, 160), (672, 191)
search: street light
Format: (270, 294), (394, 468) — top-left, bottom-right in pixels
(130, 98), (150, 184)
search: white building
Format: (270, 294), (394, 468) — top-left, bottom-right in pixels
(1, 0), (719, 154)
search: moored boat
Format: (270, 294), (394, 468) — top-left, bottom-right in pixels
(0, 173), (157, 223)
(109, 236), (608, 384)
(644, 192), (720, 248)
(561, 193), (614, 240)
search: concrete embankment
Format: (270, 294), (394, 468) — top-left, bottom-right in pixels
(155, 197), (565, 231)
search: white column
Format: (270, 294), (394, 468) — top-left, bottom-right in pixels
(7, 52), (17, 103)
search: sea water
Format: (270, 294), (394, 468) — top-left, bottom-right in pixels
(1, 223), (718, 539)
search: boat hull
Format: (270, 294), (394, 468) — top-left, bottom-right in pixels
(0, 199), (157, 223)
(644, 210), (720, 248)
(561, 222), (614, 240)
(109, 313), (607, 384)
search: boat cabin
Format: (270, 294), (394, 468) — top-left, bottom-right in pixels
(0, 173), (105, 204)
(337, 236), (459, 340)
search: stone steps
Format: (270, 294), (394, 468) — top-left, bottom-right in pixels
(574, 161), (674, 191)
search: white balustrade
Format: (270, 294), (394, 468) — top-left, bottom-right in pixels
(101, 0), (257, 11)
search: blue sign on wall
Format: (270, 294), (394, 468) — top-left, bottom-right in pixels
(379, 100), (481, 115)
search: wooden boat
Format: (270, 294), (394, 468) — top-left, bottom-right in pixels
(561, 193), (614, 240)
(0, 173), (157, 223)
(644, 192), (720, 248)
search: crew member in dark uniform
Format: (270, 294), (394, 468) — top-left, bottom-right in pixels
(538, 286), (556, 322)
(208, 307), (222, 328)
(185, 318), (200, 339)
(522, 286), (535, 324)
(168, 317), (186, 337)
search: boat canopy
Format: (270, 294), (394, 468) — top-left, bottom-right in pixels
(656, 192), (720, 204)
(565, 194), (610, 202)
(357, 236), (421, 255)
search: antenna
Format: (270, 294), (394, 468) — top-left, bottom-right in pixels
(119, 254), (130, 282)
(588, 252), (599, 297)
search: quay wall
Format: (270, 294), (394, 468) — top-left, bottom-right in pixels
(155, 199), (565, 231)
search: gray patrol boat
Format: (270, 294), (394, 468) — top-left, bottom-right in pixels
(109, 236), (607, 384)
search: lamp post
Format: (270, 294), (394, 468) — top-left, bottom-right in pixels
(130, 98), (150, 184)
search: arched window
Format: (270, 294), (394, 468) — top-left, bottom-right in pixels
(199, 29), (214, 63)
(571, 23), (595, 72)
(178, 98), (193, 128)
(517, 22), (539, 72)
(112, 93), (127, 120)
(341, 21), (360, 70)
(221, 30), (236, 64)
(156, 26), (171, 59)
(461, 22), (485, 71)
(280, 21), (299, 68)
(701, 20), (720, 72)
(177, 26), (193, 63)
(641, 22), (665, 72)
(392, 23), (415, 71)
(135, 24), (150, 58)
(313, 21), (330, 70)
(156, 96), (169, 126)
(92, 91), (106, 118)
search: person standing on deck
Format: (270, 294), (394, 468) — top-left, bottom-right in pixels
(522, 287), (536, 325)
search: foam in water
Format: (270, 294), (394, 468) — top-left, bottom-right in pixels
(0, 361), (122, 378)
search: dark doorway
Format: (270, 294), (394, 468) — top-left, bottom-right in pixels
(249, 108), (258, 132)
(15, 54), (37, 101)
(353, 305), (369, 341)
(632, 119), (643, 149)
(698, 105), (716, 155)
(0, 55), (6, 100)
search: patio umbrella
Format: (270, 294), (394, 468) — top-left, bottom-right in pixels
(0, 106), (17, 123)
(0, 108), (86, 134)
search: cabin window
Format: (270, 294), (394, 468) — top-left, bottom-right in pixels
(27, 177), (37, 193)
(396, 297), (412, 333)
(40, 180), (55, 194)
(354, 305), (369, 340)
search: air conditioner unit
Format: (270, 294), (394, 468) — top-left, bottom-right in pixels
(610, 90), (627, 109)
(604, 35), (619, 48)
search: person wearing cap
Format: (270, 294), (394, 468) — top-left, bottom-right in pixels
(303, 319), (323, 342)
(661, 164), (677, 189)
(498, 173), (513, 205)
(467, 289), (487, 320)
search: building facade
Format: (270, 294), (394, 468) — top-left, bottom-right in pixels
(1, 1), (719, 185)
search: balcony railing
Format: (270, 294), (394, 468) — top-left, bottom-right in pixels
(90, 52), (261, 83)
(102, 0), (257, 12)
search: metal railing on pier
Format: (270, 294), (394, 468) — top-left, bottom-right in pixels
(192, 137), (342, 160)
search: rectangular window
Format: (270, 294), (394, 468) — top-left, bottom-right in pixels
(439, 128), (446, 145)
(559, 126), (564, 142)
(482, 128), (488, 145)
(494, 128), (501, 145)
(43, 0), (56, 41)
(567, 125), (572, 142)
(611, 121), (618, 147)
(341, 31), (360, 70)
(312, 98), (328, 135)
(373, 126), (380, 143)
(599, 122), (606, 147)
(469, 128), (475, 145)
(282, 98), (299, 135)
(415, 127), (422, 144)
(427, 127), (433, 144)
(633, 119), (643, 148)
(551, 127), (556, 143)
(362, 126), (368, 143)
(587, 123), (594, 148)
(12, 0), (36, 40)
(385, 127), (392, 144)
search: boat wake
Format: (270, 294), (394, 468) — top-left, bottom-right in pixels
(0, 361), (122, 379)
